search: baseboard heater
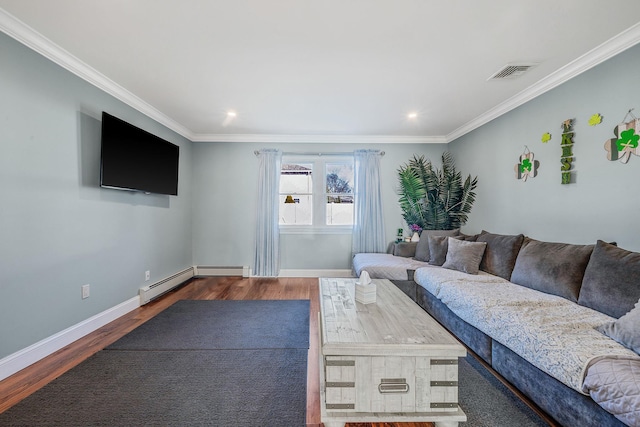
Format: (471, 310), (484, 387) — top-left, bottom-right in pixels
(139, 267), (195, 305)
(195, 266), (250, 277)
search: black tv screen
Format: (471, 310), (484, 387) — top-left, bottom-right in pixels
(100, 112), (179, 196)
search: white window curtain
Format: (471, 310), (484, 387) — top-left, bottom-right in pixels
(253, 149), (282, 277)
(352, 149), (386, 255)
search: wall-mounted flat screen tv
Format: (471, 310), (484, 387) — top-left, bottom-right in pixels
(100, 111), (179, 196)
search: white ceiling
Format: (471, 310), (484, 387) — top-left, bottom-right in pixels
(1, 0), (640, 143)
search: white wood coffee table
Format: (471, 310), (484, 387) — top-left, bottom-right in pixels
(319, 277), (467, 427)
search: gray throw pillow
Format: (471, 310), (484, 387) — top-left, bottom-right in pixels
(428, 235), (463, 266)
(510, 238), (594, 302)
(578, 240), (640, 318)
(459, 233), (480, 242)
(393, 242), (418, 258)
(476, 231), (524, 280)
(442, 238), (487, 275)
(413, 229), (460, 262)
(597, 298), (640, 354)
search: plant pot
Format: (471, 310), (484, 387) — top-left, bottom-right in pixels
(411, 232), (420, 242)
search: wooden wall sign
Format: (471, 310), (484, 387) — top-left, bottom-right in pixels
(515, 146), (539, 182)
(605, 110), (640, 164)
(560, 119), (575, 184)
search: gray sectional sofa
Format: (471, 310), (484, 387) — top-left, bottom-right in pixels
(353, 231), (640, 427)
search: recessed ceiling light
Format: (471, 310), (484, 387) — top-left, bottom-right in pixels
(222, 110), (237, 127)
(408, 112), (418, 119)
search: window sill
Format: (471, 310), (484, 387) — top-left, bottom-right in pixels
(279, 225), (353, 235)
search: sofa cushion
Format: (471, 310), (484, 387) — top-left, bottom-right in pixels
(352, 253), (432, 281)
(413, 229), (460, 262)
(392, 241), (418, 258)
(597, 298), (640, 354)
(423, 269), (639, 393)
(510, 238), (593, 302)
(579, 240), (640, 318)
(476, 231), (524, 280)
(428, 235), (464, 266)
(459, 233), (480, 242)
(442, 237), (487, 274)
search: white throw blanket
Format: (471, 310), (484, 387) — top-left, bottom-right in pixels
(414, 267), (640, 393)
(353, 253), (433, 280)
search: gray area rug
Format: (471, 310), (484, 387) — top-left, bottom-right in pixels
(1, 299), (309, 427)
(1, 298), (547, 426)
(459, 355), (548, 426)
(108, 299), (310, 350)
(0, 349), (307, 426)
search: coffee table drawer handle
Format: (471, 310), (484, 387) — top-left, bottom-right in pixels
(431, 359), (458, 365)
(431, 381), (458, 387)
(326, 360), (355, 366)
(326, 382), (355, 388)
(431, 402), (458, 409)
(326, 403), (355, 410)
(378, 378), (409, 394)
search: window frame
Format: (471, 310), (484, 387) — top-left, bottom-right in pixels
(279, 155), (354, 235)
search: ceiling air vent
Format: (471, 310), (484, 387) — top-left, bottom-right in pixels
(488, 63), (538, 80)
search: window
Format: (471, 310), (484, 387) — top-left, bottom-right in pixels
(279, 156), (354, 231)
(279, 162), (313, 225)
(325, 162), (354, 225)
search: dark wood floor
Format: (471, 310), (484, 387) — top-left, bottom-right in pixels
(0, 276), (550, 426)
(0, 276), (436, 426)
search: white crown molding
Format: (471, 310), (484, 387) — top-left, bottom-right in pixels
(0, 8), (195, 141)
(447, 22), (640, 143)
(190, 133), (447, 144)
(2, 7), (639, 145)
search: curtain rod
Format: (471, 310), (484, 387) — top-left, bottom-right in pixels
(254, 150), (385, 156)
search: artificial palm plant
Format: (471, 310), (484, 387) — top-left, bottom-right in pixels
(397, 152), (478, 231)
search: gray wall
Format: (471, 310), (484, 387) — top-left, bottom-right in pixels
(450, 43), (640, 252)
(3, 25), (639, 361)
(0, 33), (193, 358)
(191, 142), (446, 270)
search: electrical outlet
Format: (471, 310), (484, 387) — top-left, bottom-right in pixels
(81, 284), (90, 299)
(145, 270), (150, 281)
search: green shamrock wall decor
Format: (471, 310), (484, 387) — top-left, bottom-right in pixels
(605, 109), (640, 164)
(618, 129), (640, 151)
(589, 113), (603, 126)
(515, 146), (539, 182)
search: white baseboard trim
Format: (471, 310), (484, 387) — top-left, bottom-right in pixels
(0, 296), (139, 382)
(0, 267), (353, 381)
(195, 265), (249, 277)
(278, 269), (354, 278)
